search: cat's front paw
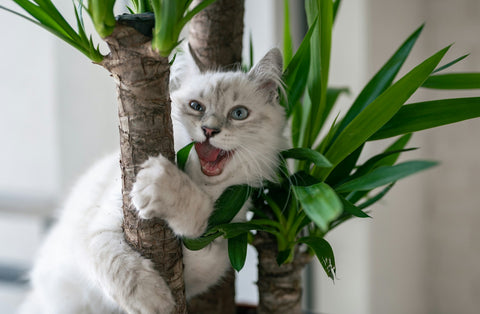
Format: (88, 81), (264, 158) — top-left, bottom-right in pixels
(131, 155), (177, 220)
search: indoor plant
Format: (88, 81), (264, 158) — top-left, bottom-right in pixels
(2, 1), (480, 313)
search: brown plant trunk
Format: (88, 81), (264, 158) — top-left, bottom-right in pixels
(101, 17), (186, 313)
(188, 0), (245, 70)
(186, 1), (244, 313)
(253, 232), (312, 314)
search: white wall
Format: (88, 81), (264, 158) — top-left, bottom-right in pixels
(0, 1), (118, 311)
(368, 1), (480, 313)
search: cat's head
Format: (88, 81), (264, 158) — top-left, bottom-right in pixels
(170, 48), (286, 187)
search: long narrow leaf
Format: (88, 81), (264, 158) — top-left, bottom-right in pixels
(281, 148), (332, 168)
(282, 17), (317, 116)
(371, 97), (480, 140)
(183, 232), (222, 251)
(336, 161), (437, 193)
(304, 0), (333, 147)
(357, 183), (395, 209)
(283, 0), (293, 67)
(329, 25), (424, 147)
(325, 144), (363, 186)
(208, 185), (251, 229)
(346, 135), (412, 204)
(340, 197), (370, 218)
(433, 54), (469, 73)
(318, 46), (449, 179)
(333, 0), (342, 23)
(422, 73), (480, 89)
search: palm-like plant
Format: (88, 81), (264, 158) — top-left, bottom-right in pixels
(2, 0), (480, 313)
(182, 0), (480, 312)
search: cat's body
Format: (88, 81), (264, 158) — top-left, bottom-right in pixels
(19, 47), (285, 314)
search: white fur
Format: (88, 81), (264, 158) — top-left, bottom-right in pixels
(19, 48), (285, 314)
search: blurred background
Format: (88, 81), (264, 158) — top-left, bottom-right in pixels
(0, 0), (479, 313)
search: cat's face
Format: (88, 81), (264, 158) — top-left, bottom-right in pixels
(171, 49), (286, 186)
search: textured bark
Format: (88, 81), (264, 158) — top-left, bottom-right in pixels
(101, 17), (186, 313)
(253, 232), (312, 314)
(187, 269), (236, 314)
(188, 0), (245, 71)
(187, 1), (244, 313)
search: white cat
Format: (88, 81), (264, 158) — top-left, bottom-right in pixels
(19, 47), (286, 314)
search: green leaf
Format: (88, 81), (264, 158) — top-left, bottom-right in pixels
(319, 45), (449, 179)
(345, 135), (411, 204)
(281, 148), (332, 168)
(433, 54), (469, 73)
(293, 182), (342, 233)
(378, 133), (413, 166)
(216, 222), (279, 239)
(371, 97), (480, 140)
(303, 0), (333, 147)
(283, 0), (293, 68)
(333, 0), (342, 23)
(325, 144), (364, 187)
(2, 1), (103, 62)
(87, 0), (116, 38)
(336, 161), (437, 193)
(228, 233), (248, 271)
(298, 236), (336, 280)
(349, 148), (417, 180)
(277, 248), (294, 265)
(330, 25), (424, 147)
(282, 17), (316, 116)
(422, 73), (480, 89)
(183, 232), (222, 251)
(340, 197), (370, 218)
(357, 183), (395, 209)
(208, 185), (251, 229)
(290, 171), (321, 187)
(176, 142), (194, 171)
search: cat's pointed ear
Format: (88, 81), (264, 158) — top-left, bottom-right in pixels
(248, 48), (283, 97)
(188, 43), (208, 73)
(170, 43), (203, 91)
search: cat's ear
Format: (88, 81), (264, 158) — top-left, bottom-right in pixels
(188, 43), (208, 73)
(248, 48), (283, 98)
(169, 43), (203, 91)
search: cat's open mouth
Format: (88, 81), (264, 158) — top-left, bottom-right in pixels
(194, 140), (233, 176)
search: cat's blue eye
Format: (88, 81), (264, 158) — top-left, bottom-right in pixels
(230, 106), (249, 120)
(189, 101), (205, 112)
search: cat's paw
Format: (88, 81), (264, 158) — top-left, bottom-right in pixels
(131, 155), (177, 220)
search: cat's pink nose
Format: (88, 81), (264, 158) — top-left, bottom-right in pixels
(202, 126), (220, 138)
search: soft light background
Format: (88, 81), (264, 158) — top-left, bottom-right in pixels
(0, 0), (479, 313)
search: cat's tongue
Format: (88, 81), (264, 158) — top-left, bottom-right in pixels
(194, 141), (232, 176)
(195, 141), (221, 162)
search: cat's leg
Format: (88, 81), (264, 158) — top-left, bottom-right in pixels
(131, 154), (213, 237)
(84, 223), (175, 314)
(79, 186), (176, 314)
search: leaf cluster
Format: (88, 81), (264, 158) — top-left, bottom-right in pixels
(1, 0), (217, 60)
(0, 0), (103, 62)
(183, 0), (480, 280)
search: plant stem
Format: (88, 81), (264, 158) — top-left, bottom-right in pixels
(101, 18), (186, 313)
(188, 0), (244, 70)
(253, 232), (312, 314)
